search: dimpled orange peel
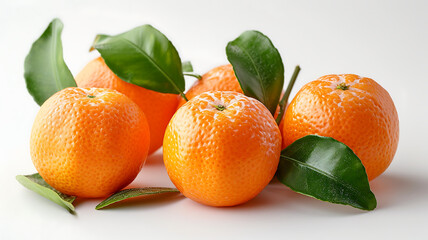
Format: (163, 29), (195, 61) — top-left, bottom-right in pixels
(76, 57), (178, 154)
(282, 74), (399, 180)
(163, 91), (282, 206)
(30, 87), (150, 198)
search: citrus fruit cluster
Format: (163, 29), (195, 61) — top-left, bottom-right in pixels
(21, 19), (398, 211)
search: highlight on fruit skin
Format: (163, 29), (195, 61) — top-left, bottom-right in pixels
(282, 74), (399, 180)
(163, 91), (282, 207)
(76, 57), (179, 155)
(30, 87), (150, 198)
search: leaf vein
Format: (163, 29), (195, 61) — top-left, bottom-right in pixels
(236, 45), (267, 103)
(115, 37), (183, 94)
(280, 155), (370, 202)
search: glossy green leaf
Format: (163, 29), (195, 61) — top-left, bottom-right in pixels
(277, 135), (377, 210)
(226, 30), (284, 115)
(96, 187), (180, 210)
(182, 61), (193, 72)
(89, 34), (109, 52)
(92, 25), (185, 94)
(16, 173), (76, 213)
(24, 18), (76, 106)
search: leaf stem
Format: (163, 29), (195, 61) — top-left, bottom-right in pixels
(180, 93), (189, 102)
(183, 72), (202, 80)
(275, 65), (301, 125)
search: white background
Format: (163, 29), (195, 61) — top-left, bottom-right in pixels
(1, 0), (427, 239)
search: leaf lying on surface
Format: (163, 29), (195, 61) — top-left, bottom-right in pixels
(96, 187), (180, 210)
(277, 135), (377, 210)
(16, 173), (76, 213)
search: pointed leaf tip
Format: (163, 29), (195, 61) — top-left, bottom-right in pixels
(24, 18), (76, 106)
(96, 187), (180, 210)
(226, 30), (284, 115)
(277, 135), (377, 211)
(92, 25), (185, 95)
(16, 173), (76, 213)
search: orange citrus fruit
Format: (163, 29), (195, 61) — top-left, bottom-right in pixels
(75, 57), (179, 154)
(164, 91), (282, 206)
(282, 74), (399, 180)
(178, 64), (242, 107)
(30, 87), (150, 198)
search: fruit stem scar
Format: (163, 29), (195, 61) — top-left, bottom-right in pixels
(336, 83), (349, 90)
(87, 95), (96, 98)
(213, 104), (226, 111)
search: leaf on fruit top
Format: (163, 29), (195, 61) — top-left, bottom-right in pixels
(16, 173), (76, 213)
(226, 30), (284, 115)
(96, 187), (180, 210)
(277, 135), (377, 210)
(92, 25), (185, 95)
(24, 18), (76, 106)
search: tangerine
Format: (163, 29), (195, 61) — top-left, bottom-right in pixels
(30, 87), (150, 198)
(282, 74), (399, 180)
(164, 91), (281, 206)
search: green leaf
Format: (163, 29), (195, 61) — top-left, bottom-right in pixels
(182, 61), (194, 72)
(96, 187), (180, 210)
(16, 173), (76, 213)
(277, 135), (377, 210)
(182, 61), (202, 80)
(92, 25), (185, 95)
(89, 34), (109, 52)
(24, 18), (76, 106)
(226, 30), (284, 115)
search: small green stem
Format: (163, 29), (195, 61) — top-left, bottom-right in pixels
(336, 82), (349, 90)
(183, 73), (202, 80)
(180, 93), (189, 102)
(213, 104), (226, 111)
(275, 65), (301, 125)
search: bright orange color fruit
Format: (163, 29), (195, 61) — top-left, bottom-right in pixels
(30, 87), (150, 198)
(164, 91), (282, 207)
(178, 64), (242, 107)
(282, 74), (399, 180)
(75, 57), (179, 154)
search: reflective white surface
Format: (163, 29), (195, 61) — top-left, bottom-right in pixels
(1, 0), (427, 239)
